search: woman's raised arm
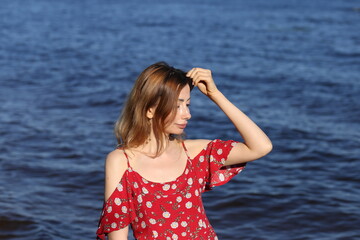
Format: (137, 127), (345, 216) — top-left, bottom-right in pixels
(187, 68), (272, 165)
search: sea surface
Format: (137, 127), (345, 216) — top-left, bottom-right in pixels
(0, 0), (359, 239)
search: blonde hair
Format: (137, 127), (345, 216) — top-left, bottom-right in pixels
(115, 62), (193, 156)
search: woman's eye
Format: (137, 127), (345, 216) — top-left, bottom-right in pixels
(177, 104), (190, 109)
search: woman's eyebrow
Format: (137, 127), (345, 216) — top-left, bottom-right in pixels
(178, 98), (191, 102)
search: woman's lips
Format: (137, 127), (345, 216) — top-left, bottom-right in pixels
(176, 124), (187, 129)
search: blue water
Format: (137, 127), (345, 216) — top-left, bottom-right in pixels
(0, 0), (359, 239)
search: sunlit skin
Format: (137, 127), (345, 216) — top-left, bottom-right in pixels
(164, 84), (191, 135)
(105, 67), (272, 239)
(120, 85), (192, 185)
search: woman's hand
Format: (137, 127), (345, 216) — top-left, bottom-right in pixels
(186, 68), (219, 98)
(187, 67), (272, 164)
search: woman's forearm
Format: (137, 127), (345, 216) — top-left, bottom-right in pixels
(210, 90), (272, 155)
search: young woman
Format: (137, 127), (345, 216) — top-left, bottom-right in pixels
(96, 62), (272, 240)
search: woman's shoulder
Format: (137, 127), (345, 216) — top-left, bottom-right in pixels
(104, 148), (129, 200)
(105, 148), (129, 174)
(183, 139), (212, 159)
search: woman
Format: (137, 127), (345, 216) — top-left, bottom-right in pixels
(96, 62), (272, 240)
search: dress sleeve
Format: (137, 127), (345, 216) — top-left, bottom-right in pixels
(96, 173), (136, 240)
(202, 139), (246, 191)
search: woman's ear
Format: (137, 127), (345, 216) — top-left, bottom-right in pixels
(146, 107), (155, 119)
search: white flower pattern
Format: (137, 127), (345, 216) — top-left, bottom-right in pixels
(107, 206), (112, 213)
(163, 211), (171, 218)
(121, 206), (127, 213)
(146, 201), (152, 208)
(97, 139), (245, 240)
(114, 198), (121, 206)
(181, 221), (188, 227)
(116, 183), (123, 192)
(171, 222), (179, 229)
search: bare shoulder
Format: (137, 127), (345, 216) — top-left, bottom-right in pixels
(104, 149), (129, 201)
(105, 149), (128, 172)
(183, 139), (212, 159)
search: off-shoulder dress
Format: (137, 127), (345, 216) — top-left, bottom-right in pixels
(96, 139), (246, 240)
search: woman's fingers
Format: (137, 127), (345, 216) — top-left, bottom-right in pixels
(187, 68), (217, 96)
(187, 68), (212, 84)
(193, 74), (209, 86)
(186, 68), (197, 78)
(187, 68), (207, 78)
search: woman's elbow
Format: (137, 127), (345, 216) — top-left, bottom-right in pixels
(261, 142), (273, 156)
(255, 141), (273, 158)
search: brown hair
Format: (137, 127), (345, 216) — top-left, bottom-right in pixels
(115, 62), (193, 156)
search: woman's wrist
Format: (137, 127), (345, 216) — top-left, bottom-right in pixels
(208, 89), (224, 102)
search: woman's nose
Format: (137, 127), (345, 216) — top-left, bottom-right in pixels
(179, 105), (191, 120)
(182, 108), (191, 120)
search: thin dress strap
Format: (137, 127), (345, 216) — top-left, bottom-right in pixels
(181, 141), (191, 160)
(118, 146), (131, 168)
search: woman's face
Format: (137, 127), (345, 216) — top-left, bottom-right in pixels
(164, 85), (191, 135)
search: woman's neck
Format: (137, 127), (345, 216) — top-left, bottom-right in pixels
(133, 132), (176, 158)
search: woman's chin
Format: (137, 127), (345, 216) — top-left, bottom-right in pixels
(167, 130), (185, 136)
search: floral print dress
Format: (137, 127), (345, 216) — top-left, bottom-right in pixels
(96, 139), (246, 240)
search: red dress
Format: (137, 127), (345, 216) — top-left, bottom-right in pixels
(96, 139), (246, 240)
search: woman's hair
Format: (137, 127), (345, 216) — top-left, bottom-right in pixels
(115, 62), (193, 156)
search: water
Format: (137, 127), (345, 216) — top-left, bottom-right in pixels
(0, 0), (359, 239)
